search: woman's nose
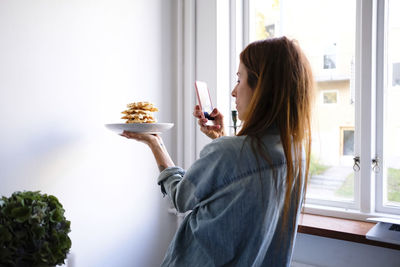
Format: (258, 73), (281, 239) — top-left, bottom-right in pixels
(231, 87), (236, 97)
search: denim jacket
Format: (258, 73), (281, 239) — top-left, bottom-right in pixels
(158, 131), (305, 267)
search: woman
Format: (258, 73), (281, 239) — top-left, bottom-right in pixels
(121, 36), (314, 267)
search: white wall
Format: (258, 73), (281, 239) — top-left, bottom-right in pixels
(293, 234), (400, 267)
(0, 1), (178, 266)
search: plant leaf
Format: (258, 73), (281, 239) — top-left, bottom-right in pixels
(11, 206), (31, 223)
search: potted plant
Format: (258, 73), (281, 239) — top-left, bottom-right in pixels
(0, 191), (71, 266)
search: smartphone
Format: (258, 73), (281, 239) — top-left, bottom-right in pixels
(195, 81), (215, 120)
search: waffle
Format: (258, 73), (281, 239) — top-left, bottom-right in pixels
(121, 101), (158, 123)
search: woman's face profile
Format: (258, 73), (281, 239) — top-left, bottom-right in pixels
(231, 62), (254, 121)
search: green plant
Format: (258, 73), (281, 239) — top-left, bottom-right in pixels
(309, 154), (330, 177)
(0, 191), (71, 267)
(335, 172), (354, 199)
(388, 168), (400, 202)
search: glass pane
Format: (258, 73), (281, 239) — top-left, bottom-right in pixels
(384, 0), (400, 207)
(249, 0), (356, 203)
(323, 91), (338, 104)
(343, 130), (354, 156)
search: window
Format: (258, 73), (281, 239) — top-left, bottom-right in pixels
(248, 0), (356, 210)
(323, 54), (336, 69)
(245, 0), (400, 218)
(189, 0), (399, 219)
(377, 0), (400, 211)
(341, 128), (354, 156)
(322, 90), (338, 104)
(323, 43), (337, 69)
(393, 63), (400, 86)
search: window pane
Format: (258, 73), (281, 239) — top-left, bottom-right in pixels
(343, 130), (354, 156)
(323, 91), (338, 104)
(384, 0), (400, 207)
(249, 0), (356, 203)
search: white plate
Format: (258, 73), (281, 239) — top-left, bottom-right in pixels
(105, 123), (174, 134)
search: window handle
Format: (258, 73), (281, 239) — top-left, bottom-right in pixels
(231, 110), (238, 135)
(353, 156), (360, 172)
(372, 156), (381, 173)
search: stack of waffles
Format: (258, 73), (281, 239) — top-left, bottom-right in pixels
(121, 101), (158, 123)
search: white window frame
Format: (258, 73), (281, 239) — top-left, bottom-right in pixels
(374, 0), (387, 214)
(375, 0), (400, 215)
(176, 0), (197, 170)
(305, 0), (400, 219)
(178, 0), (236, 163)
(355, 0), (375, 217)
(240, 0), (400, 220)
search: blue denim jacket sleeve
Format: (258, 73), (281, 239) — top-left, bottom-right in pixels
(157, 137), (237, 213)
(157, 167), (196, 212)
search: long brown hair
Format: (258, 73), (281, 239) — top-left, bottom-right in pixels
(237, 36), (314, 242)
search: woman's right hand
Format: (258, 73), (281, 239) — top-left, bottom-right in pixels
(193, 105), (225, 139)
(120, 131), (161, 148)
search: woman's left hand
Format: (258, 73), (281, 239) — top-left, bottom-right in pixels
(193, 105), (226, 139)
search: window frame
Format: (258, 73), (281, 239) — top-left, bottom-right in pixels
(185, 0), (400, 221)
(241, 0), (400, 219)
(375, 0), (400, 215)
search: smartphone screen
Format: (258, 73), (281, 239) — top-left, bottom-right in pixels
(195, 81), (214, 120)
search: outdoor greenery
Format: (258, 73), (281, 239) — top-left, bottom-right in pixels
(335, 173), (354, 199)
(309, 154), (330, 178)
(388, 168), (400, 203)
(334, 168), (400, 202)
(0, 191), (71, 266)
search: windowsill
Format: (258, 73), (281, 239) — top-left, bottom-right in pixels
(298, 213), (400, 250)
